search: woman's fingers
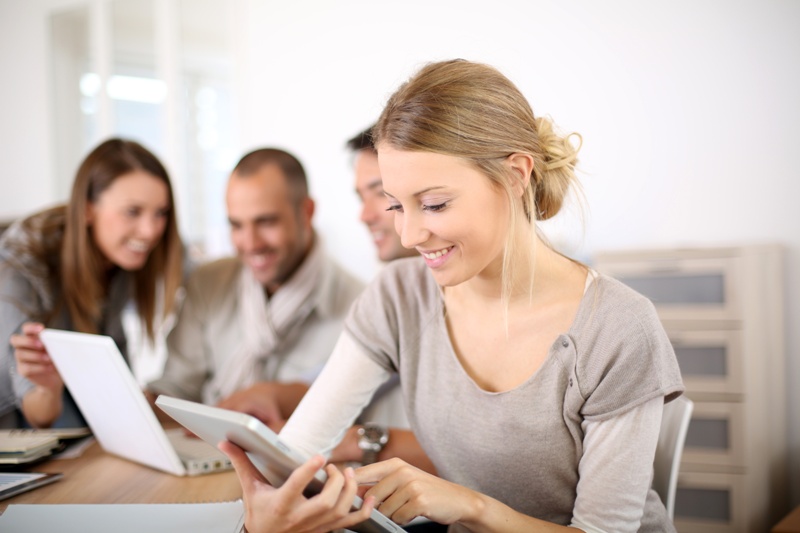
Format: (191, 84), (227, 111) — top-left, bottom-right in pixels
(309, 463), (347, 512)
(354, 457), (406, 485)
(12, 323), (50, 365)
(337, 466), (375, 518)
(217, 443), (382, 533)
(314, 465), (376, 532)
(12, 327), (62, 389)
(280, 454), (327, 497)
(354, 458), (440, 525)
(11, 336), (46, 357)
(21, 322), (45, 336)
(14, 323), (46, 352)
(218, 440), (268, 488)
(332, 466), (358, 513)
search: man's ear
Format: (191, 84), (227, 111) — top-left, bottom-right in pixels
(505, 153), (534, 198)
(302, 197), (315, 227)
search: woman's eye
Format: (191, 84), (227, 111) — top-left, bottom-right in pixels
(386, 204), (403, 213)
(422, 202), (447, 212)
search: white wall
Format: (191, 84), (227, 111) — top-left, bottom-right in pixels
(2, 0), (799, 507)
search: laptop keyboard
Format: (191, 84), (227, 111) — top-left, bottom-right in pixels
(165, 429), (224, 460)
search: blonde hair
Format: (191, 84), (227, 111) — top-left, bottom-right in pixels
(61, 138), (183, 339)
(373, 59), (581, 301)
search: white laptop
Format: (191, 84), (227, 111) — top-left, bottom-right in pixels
(39, 328), (231, 476)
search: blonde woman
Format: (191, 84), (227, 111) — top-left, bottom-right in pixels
(220, 60), (684, 533)
(1, 138), (183, 428)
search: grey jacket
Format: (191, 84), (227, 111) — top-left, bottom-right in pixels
(0, 207), (130, 428)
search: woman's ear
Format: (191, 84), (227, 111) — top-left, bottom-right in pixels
(505, 153), (534, 198)
(85, 202), (95, 225)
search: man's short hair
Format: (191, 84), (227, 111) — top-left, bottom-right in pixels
(346, 126), (376, 153)
(232, 148), (308, 204)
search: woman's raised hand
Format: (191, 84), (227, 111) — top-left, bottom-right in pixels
(11, 322), (63, 392)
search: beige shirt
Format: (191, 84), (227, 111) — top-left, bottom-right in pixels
(147, 250), (408, 428)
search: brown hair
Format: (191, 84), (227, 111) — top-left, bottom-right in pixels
(232, 148), (309, 207)
(373, 59), (582, 301)
(61, 138), (183, 339)
(346, 125), (376, 154)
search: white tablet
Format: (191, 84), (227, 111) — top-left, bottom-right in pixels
(155, 395), (406, 533)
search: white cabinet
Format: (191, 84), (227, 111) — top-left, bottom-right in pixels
(592, 245), (788, 532)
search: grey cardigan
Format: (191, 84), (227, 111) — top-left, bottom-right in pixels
(0, 207), (130, 428)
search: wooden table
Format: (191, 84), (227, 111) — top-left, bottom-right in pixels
(773, 505), (800, 533)
(0, 439), (242, 513)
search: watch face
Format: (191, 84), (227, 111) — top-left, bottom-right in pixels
(358, 425), (389, 451)
(358, 425), (388, 465)
(361, 426), (386, 443)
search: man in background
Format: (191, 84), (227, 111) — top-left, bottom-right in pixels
(147, 148), (401, 428)
(347, 127), (417, 263)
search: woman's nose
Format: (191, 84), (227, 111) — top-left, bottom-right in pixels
(399, 211), (428, 249)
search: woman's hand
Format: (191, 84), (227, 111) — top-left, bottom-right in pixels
(329, 427), (439, 476)
(219, 440), (377, 533)
(356, 458), (483, 527)
(12, 322), (66, 427)
(11, 322), (63, 392)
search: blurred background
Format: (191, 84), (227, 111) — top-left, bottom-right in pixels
(1, 0), (798, 516)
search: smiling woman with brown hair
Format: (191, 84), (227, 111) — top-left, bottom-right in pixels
(0, 138), (183, 429)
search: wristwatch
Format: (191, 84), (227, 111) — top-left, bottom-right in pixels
(357, 424), (389, 465)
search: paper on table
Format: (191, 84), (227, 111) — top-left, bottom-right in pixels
(0, 432), (59, 453)
(0, 499), (245, 533)
(1, 428), (91, 440)
(51, 436), (95, 459)
(0, 428), (94, 462)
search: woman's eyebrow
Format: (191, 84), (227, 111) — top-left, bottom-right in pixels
(384, 186), (448, 200)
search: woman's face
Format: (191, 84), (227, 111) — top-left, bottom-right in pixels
(87, 170), (170, 271)
(379, 146), (510, 288)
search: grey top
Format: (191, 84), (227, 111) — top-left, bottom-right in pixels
(0, 207), (131, 428)
(281, 258), (683, 531)
(337, 257), (684, 531)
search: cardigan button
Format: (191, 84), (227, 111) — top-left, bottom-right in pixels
(561, 339), (569, 348)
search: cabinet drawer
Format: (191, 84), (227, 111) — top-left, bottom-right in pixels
(673, 471), (745, 532)
(666, 329), (743, 396)
(682, 401), (744, 468)
(593, 255), (740, 321)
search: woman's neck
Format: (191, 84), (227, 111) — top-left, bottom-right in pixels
(446, 235), (584, 309)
